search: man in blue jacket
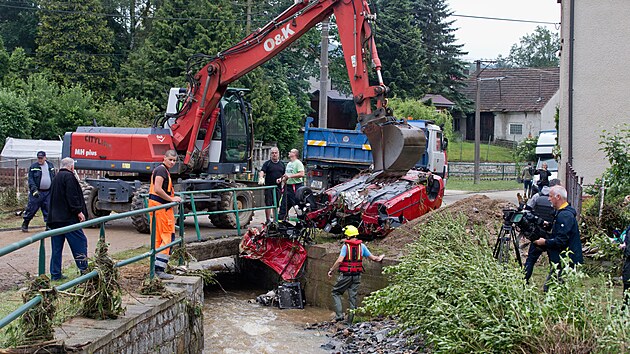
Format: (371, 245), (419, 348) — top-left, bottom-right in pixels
(22, 151), (56, 232)
(534, 185), (583, 290)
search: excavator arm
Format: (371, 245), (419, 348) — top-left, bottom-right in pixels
(170, 0), (423, 173)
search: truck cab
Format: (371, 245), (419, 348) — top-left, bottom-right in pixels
(303, 117), (448, 192)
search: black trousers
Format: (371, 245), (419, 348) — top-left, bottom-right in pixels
(278, 183), (303, 220)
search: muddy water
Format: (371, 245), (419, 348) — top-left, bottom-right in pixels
(203, 289), (333, 354)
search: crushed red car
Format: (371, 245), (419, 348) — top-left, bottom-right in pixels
(239, 170), (444, 279)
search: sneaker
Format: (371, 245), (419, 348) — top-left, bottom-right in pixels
(156, 271), (174, 280)
(21, 220), (29, 233)
(51, 275), (68, 281)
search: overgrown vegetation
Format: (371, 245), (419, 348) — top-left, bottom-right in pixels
(513, 135), (538, 162)
(360, 213), (629, 353)
(3, 275), (57, 347)
(387, 98), (454, 142)
(581, 125), (630, 266)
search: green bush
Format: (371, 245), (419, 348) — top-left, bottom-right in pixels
(387, 98), (454, 143)
(360, 213), (629, 353)
(514, 135), (538, 162)
(0, 89), (33, 150)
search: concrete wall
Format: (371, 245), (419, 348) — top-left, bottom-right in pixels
(238, 245), (396, 312)
(303, 245), (397, 311)
(54, 276), (204, 354)
(558, 0), (630, 185)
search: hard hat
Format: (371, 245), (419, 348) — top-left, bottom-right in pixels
(343, 225), (359, 238)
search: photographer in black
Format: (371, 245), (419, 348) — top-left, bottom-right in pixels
(533, 185), (583, 291)
(522, 179), (561, 283)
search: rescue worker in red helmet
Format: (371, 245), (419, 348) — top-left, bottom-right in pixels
(327, 225), (384, 323)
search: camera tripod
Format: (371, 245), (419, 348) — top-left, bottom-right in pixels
(493, 221), (523, 267)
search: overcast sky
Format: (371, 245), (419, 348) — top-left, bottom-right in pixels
(446, 0), (561, 62)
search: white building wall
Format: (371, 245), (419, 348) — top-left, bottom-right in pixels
(494, 112), (544, 141)
(540, 90), (559, 132)
(559, 0), (630, 185)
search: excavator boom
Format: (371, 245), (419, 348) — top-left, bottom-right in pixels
(170, 0), (424, 173)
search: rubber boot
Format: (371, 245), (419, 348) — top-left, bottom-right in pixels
(21, 219), (30, 232)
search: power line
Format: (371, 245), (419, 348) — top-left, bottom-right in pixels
(0, 3), (257, 23)
(452, 14), (559, 26)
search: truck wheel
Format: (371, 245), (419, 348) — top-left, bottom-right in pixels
(131, 185), (150, 234)
(215, 183), (254, 229)
(82, 184), (110, 227)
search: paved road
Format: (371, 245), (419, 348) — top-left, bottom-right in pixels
(0, 212), (267, 291)
(0, 189), (519, 290)
(442, 189), (521, 207)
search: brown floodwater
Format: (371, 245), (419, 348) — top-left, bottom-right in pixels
(203, 288), (333, 354)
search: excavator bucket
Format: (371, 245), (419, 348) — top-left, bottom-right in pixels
(363, 122), (427, 173)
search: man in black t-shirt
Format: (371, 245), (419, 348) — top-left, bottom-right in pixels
(258, 147), (285, 223)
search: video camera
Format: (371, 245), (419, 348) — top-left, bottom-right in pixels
(501, 208), (549, 241)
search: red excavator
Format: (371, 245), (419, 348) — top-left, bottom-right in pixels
(63, 0), (443, 277)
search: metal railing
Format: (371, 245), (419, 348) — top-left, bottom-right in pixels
(0, 184), (276, 331)
(565, 162), (584, 219)
(164, 185), (279, 240)
(0, 200), (183, 330)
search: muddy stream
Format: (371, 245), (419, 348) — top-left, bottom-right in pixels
(203, 288), (332, 354)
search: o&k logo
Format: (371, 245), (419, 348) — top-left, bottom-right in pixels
(263, 24), (296, 52)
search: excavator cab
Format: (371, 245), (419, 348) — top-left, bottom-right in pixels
(204, 89), (252, 174)
(166, 88), (252, 175)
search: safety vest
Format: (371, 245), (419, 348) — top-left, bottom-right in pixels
(148, 164), (174, 205)
(339, 239), (364, 274)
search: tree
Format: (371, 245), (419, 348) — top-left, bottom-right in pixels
(36, 0), (116, 97)
(387, 97), (454, 141)
(0, 0), (38, 54)
(0, 37), (8, 81)
(502, 26), (560, 68)
(0, 89), (33, 150)
(120, 0), (242, 109)
(411, 0), (469, 108)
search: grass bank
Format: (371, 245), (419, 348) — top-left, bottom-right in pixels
(446, 177), (521, 192)
(360, 213), (629, 353)
(448, 141), (516, 162)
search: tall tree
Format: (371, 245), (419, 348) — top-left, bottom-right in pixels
(0, 0), (38, 54)
(120, 0), (242, 109)
(502, 26), (560, 68)
(36, 0), (116, 97)
(411, 0), (468, 107)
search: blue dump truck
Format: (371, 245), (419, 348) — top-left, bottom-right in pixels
(303, 117), (448, 192)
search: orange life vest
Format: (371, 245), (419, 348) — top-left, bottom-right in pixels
(148, 164), (174, 205)
(339, 238), (363, 274)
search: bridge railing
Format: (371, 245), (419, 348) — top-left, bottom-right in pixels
(0, 200), (183, 331)
(0, 183), (278, 332)
(149, 185), (279, 240)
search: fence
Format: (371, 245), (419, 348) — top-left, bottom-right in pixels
(448, 162), (520, 180)
(565, 162), (584, 218)
(0, 184), (271, 333)
(0, 157), (106, 191)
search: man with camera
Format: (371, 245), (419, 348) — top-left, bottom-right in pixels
(522, 179), (561, 283)
(533, 185), (583, 289)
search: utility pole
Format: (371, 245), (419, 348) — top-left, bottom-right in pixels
(474, 60), (481, 184)
(246, 0), (252, 33)
(473, 60), (500, 184)
(318, 17), (330, 128)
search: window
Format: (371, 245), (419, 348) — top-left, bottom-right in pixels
(509, 124), (523, 135)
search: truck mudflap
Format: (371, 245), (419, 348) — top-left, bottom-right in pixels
(239, 226), (307, 281)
